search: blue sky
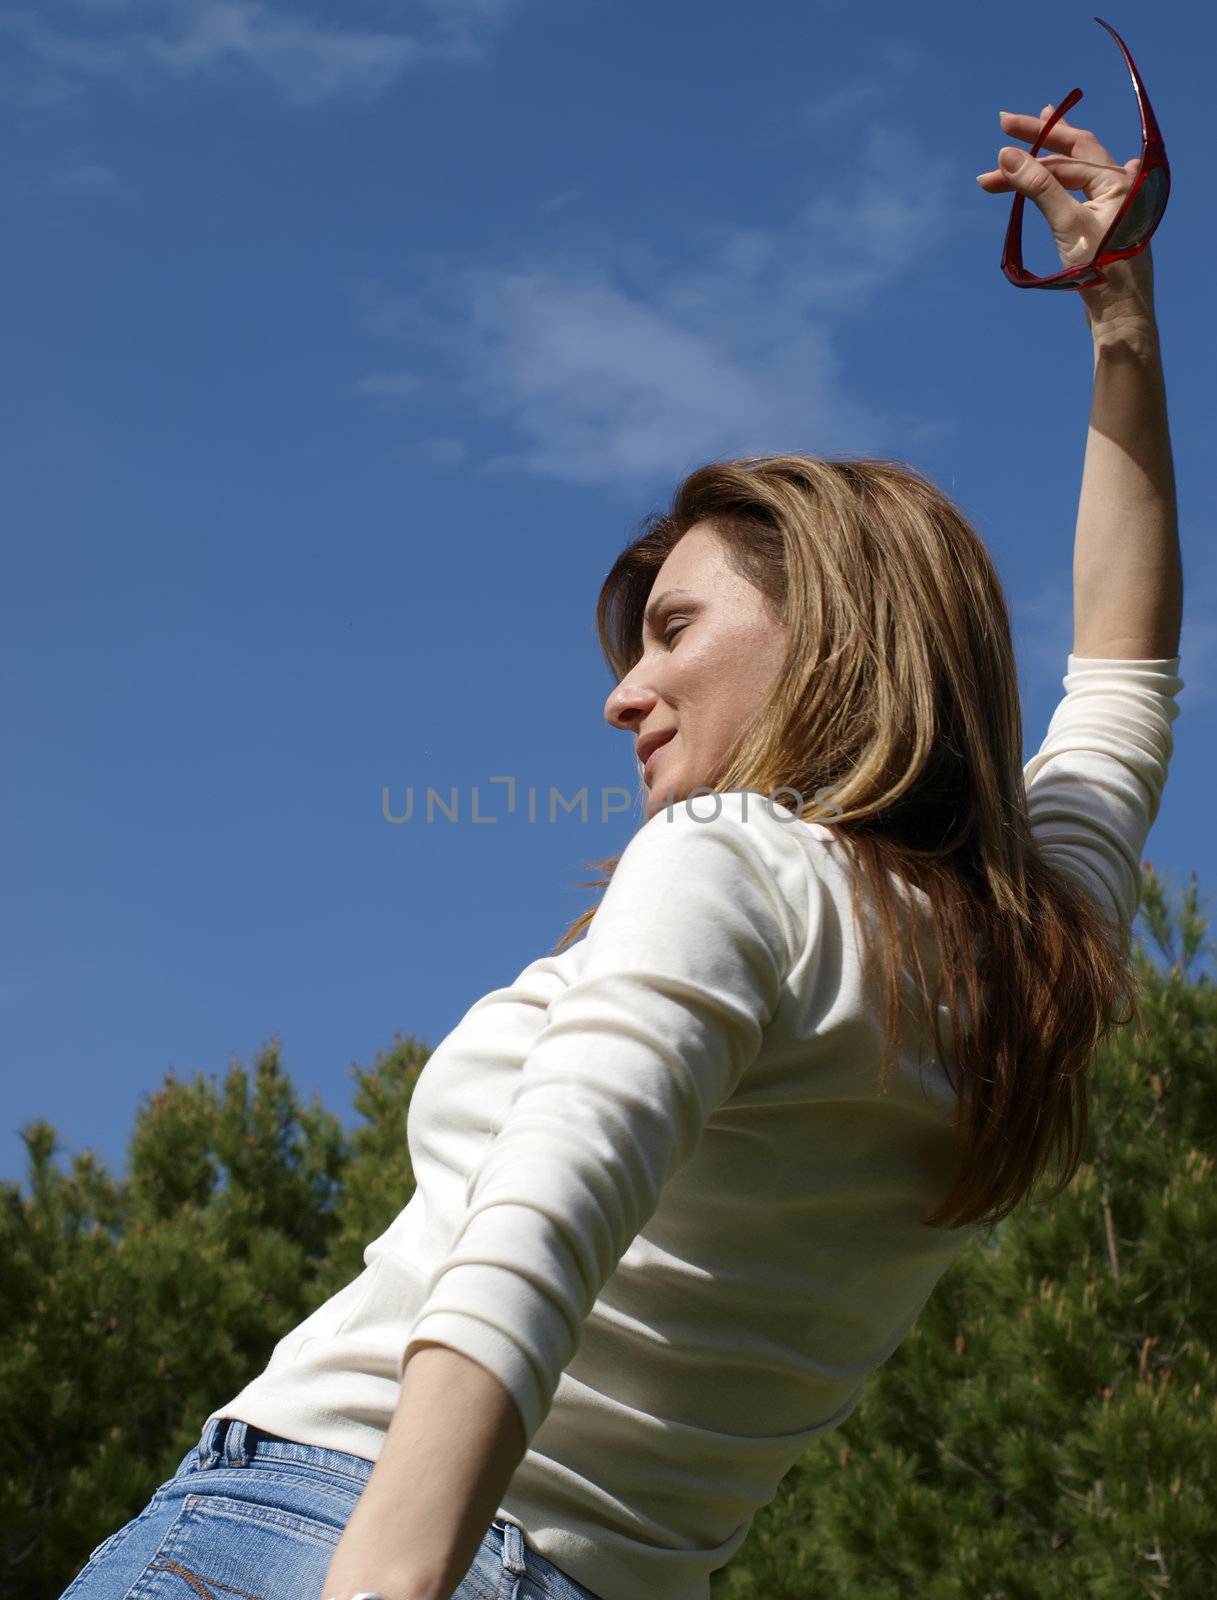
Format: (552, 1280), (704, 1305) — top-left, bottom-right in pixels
(3, 1), (1213, 1190)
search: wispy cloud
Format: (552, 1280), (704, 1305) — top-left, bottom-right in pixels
(354, 371), (426, 404)
(49, 158), (135, 197)
(750, 38), (921, 150)
(0, 0), (524, 110)
(392, 434), (470, 468)
(1016, 578), (1076, 696)
(1175, 545), (1217, 704)
(537, 188), (581, 215)
(350, 114), (960, 488)
(1017, 542), (1213, 704)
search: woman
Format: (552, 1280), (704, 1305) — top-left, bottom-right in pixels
(58, 105), (1183, 1600)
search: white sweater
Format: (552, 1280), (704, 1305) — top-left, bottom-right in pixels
(208, 655), (1184, 1600)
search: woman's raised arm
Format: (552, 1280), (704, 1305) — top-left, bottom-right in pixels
(978, 106), (1182, 660)
(1071, 270), (1181, 660)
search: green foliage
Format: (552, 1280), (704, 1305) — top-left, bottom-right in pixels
(3, 1031), (429, 1600)
(8, 868), (1216, 1600)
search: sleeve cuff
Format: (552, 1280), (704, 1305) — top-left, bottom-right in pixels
(400, 1302), (550, 1443)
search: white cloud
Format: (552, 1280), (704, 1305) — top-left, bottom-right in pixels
(50, 158), (134, 197)
(537, 187), (581, 215)
(1175, 548), (1217, 704)
(392, 433), (469, 468)
(0, 0), (525, 109)
(751, 38), (921, 150)
(350, 118), (959, 488)
(353, 371), (425, 403)
(1015, 573), (1076, 694)
(1017, 542), (1210, 704)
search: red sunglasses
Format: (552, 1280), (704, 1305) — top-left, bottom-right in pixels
(1002, 15), (1170, 290)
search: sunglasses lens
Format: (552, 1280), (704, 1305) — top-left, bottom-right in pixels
(1017, 196), (1100, 288)
(1017, 159), (1168, 289)
(1105, 163), (1169, 251)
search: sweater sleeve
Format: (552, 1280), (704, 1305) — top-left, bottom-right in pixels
(1022, 654), (1183, 953)
(398, 791), (803, 1443)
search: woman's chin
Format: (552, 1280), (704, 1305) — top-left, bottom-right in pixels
(644, 777), (686, 813)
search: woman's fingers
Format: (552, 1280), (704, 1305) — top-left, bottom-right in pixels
(998, 105), (1122, 175)
(975, 152), (1088, 196)
(976, 152), (1133, 194)
(979, 105), (1134, 213)
(994, 147), (1084, 241)
(976, 100), (1146, 278)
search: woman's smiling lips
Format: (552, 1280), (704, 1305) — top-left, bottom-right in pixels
(643, 731), (676, 785)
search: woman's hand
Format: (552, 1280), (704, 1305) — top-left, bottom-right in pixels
(976, 105), (1156, 329)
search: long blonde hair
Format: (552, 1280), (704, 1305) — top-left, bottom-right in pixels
(554, 453), (1141, 1232)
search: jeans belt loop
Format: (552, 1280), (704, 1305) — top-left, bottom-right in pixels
(223, 1417), (254, 1468)
(500, 1519), (527, 1600)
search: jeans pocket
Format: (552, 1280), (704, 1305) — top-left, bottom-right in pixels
(130, 1492), (342, 1598)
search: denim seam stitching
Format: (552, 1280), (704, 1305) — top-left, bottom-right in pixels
(58, 1503), (160, 1600)
(183, 1461), (370, 1494)
(180, 1491), (344, 1542)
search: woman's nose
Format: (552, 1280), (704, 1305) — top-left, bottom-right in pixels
(604, 680), (655, 730)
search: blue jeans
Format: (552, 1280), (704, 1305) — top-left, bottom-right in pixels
(56, 1414), (603, 1600)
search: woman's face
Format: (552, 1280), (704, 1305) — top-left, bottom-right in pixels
(604, 523), (787, 815)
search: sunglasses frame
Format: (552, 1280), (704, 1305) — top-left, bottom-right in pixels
(1001, 15), (1170, 291)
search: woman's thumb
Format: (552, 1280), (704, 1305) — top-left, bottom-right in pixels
(996, 144), (1079, 242)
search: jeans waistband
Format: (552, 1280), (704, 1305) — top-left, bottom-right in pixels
(192, 1417), (528, 1582)
(194, 1415), (376, 1479)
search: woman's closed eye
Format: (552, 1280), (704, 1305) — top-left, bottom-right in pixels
(663, 620), (688, 646)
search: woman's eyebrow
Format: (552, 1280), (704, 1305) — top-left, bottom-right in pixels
(642, 588), (699, 637)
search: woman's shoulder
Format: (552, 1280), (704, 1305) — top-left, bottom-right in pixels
(617, 789), (839, 968)
(634, 787), (839, 861)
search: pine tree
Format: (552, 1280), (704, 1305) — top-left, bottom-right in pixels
(8, 869), (1215, 1600)
(2, 1032), (428, 1600)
